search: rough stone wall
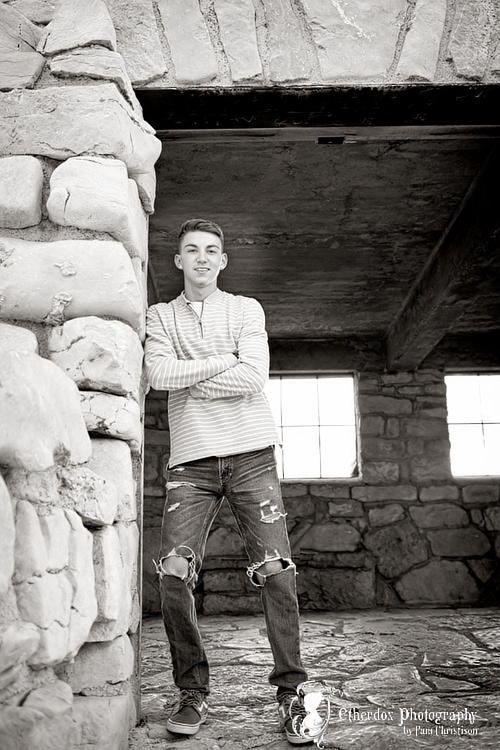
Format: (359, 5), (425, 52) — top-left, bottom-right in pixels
(2, 0), (499, 89)
(0, 1), (160, 748)
(143, 370), (500, 614)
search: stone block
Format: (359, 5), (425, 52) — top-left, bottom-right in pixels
(86, 438), (136, 522)
(0, 237), (144, 335)
(409, 503), (468, 529)
(462, 484), (499, 506)
(0, 3), (42, 52)
(0, 50), (45, 91)
(5, 0), (56, 25)
(352, 485), (417, 502)
(89, 525), (122, 626)
(49, 48), (139, 110)
(300, 0), (405, 81)
(0, 322), (38, 353)
(381, 373), (414, 386)
(0, 474), (15, 597)
(401, 417), (449, 439)
(72, 692), (136, 750)
(449, 0), (497, 79)
(0, 680), (75, 750)
(0, 351), (91, 472)
(47, 156), (148, 261)
(470, 508), (484, 526)
(368, 504), (405, 527)
(88, 523), (138, 641)
(360, 415), (385, 436)
(361, 461), (400, 483)
(203, 593), (262, 615)
(298, 522), (361, 552)
(116, 522), (141, 634)
(428, 528), (491, 557)
(485, 507), (500, 531)
(262, 0), (310, 82)
(0, 621), (39, 680)
(15, 571), (72, 630)
(133, 169), (157, 214)
(328, 499), (364, 517)
(0, 84), (161, 186)
(4, 466), (59, 505)
(157, 0), (217, 84)
(59, 634), (134, 693)
(39, 0), (116, 55)
(297, 568), (376, 609)
(410, 454), (452, 483)
(13, 500), (48, 584)
(359, 394), (412, 415)
(362, 437), (406, 460)
(203, 570), (246, 594)
(206, 526), (246, 558)
(213, 0), (262, 81)
(310, 484), (350, 499)
(64, 509), (98, 655)
(0, 156), (43, 228)
(27, 620), (70, 668)
(419, 485), (459, 502)
(47, 317), (144, 398)
(364, 519), (428, 579)
(106, 0), (167, 86)
(468, 558), (496, 583)
(58, 465), (118, 527)
(395, 560), (480, 604)
(80, 392), (142, 451)
(38, 507), (71, 573)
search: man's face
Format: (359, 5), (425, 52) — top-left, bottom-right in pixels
(175, 230), (227, 295)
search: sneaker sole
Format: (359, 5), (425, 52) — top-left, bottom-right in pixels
(285, 732), (314, 745)
(166, 715), (207, 735)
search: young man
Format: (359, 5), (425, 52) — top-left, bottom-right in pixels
(144, 218), (310, 745)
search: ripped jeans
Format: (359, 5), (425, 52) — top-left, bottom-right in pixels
(156, 446), (307, 699)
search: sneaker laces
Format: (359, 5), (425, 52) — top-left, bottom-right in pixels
(284, 681), (341, 748)
(178, 689), (204, 710)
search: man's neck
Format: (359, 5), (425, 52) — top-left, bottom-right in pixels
(183, 282), (218, 302)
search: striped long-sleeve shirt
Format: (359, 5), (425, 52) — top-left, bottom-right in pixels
(144, 288), (280, 467)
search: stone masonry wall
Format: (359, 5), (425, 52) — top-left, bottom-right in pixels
(1, 0), (499, 90)
(143, 371), (500, 615)
(0, 1), (161, 748)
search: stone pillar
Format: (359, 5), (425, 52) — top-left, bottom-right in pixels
(0, 2), (161, 748)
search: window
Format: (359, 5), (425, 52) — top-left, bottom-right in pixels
(264, 375), (357, 479)
(445, 374), (500, 476)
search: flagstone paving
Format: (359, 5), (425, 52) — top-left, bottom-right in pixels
(130, 608), (500, 749)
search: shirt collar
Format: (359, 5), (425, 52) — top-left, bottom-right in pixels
(181, 288), (223, 306)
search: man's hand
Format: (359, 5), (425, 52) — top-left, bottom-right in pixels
(189, 353), (238, 399)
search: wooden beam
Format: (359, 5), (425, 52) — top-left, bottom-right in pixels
(386, 147), (500, 371)
(135, 85), (500, 130)
(156, 125), (500, 143)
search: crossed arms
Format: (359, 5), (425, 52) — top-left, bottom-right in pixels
(144, 299), (270, 399)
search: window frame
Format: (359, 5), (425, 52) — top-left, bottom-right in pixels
(266, 371), (359, 482)
(445, 371), (500, 478)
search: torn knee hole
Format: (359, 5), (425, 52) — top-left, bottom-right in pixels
(247, 556), (295, 587)
(153, 546), (196, 584)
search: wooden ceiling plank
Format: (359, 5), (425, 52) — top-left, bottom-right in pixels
(385, 146), (500, 371)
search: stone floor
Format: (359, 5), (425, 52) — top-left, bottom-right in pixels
(130, 607), (500, 750)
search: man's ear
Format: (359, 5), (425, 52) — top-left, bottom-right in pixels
(221, 253), (228, 270)
(174, 254), (182, 269)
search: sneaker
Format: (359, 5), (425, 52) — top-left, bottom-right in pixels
(278, 691), (314, 745)
(166, 689), (208, 735)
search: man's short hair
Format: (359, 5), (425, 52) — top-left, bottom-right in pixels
(178, 218), (224, 248)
